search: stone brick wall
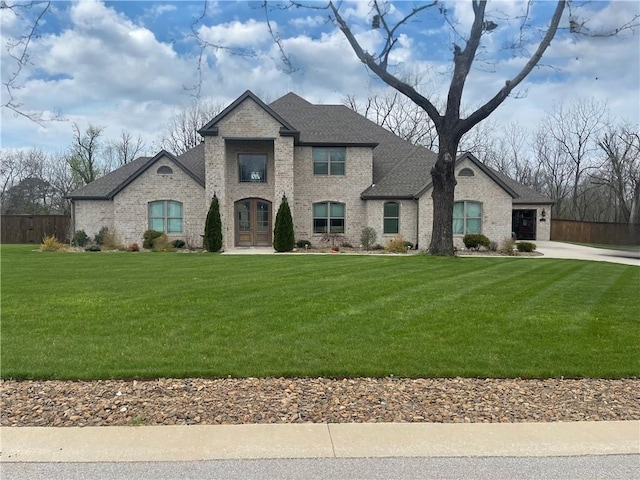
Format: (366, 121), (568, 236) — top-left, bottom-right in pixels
(205, 98), (285, 250)
(418, 158), (513, 249)
(73, 200), (114, 240)
(365, 199), (419, 248)
(292, 146), (373, 247)
(114, 157), (206, 247)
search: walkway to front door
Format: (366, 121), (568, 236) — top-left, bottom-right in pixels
(235, 198), (272, 246)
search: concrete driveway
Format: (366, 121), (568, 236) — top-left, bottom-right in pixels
(536, 241), (639, 266)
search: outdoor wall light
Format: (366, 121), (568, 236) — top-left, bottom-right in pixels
(540, 209), (547, 222)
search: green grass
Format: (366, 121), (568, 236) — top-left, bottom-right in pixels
(1, 245), (638, 380)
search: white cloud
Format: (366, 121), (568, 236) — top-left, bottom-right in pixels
(197, 19), (274, 49)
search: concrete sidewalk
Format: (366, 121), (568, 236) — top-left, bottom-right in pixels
(2, 421), (638, 462)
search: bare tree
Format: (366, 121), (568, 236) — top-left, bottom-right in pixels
(104, 131), (146, 169)
(326, 0), (567, 254)
(594, 125), (640, 224)
(157, 99), (224, 155)
(66, 123), (105, 185)
(1, 1), (57, 123)
(533, 128), (574, 218)
(538, 98), (608, 220)
(344, 92), (438, 148)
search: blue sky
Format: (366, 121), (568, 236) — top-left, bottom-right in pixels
(1, 0), (638, 155)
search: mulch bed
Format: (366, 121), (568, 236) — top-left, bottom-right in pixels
(2, 377), (638, 427)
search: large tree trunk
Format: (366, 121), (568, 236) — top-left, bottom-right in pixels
(428, 138), (458, 255)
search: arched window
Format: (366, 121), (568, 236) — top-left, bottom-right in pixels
(313, 202), (345, 234)
(458, 168), (474, 177)
(157, 166), (173, 175)
(453, 201), (482, 235)
(148, 200), (183, 234)
(383, 202), (400, 234)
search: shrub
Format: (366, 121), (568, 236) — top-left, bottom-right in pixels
(404, 241), (414, 251)
(372, 244), (384, 250)
(321, 232), (343, 248)
(152, 234), (175, 252)
(273, 196), (295, 252)
(101, 230), (124, 250)
(499, 237), (516, 256)
(85, 245), (101, 252)
(72, 230), (89, 247)
(142, 230), (163, 250)
(94, 226), (109, 246)
(341, 242), (353, 248)
(517, 241), (537, 252)
(128, 243), (140, 252)
(40, 235), (65, 252)
(296, 239), (311, 249)
(203, 194), (223, 252)
(360, 227), (377, 250)
(172, 239), (186, 249)
(385, 234), (409, 253)
(463, 233), (491, 250)
(488, 241), (498, 252)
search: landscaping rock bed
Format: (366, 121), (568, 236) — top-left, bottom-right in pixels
(2, 377), (638, 427)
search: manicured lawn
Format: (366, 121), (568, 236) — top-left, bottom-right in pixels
(1, 245), (638, 379)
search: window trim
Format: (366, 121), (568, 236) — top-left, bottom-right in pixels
(453, 200), (482, 235)
(148, 200), (183, 234)
(312, 147), (346, 176)
(312, 201), (345, 234)
(383, 201), (400, 235)
(238, 153), (268, 183)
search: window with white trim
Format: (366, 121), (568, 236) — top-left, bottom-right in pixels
(453, 201), (482, 235)
(149, 200), (183, 234)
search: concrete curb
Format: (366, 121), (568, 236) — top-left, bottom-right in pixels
(2, 421), (638, 462)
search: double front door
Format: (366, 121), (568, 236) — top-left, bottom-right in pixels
(235, 199), (272, 246)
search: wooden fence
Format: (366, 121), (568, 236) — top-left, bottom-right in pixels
(1, 215), (71, 244)
(551, 219), (640, 246)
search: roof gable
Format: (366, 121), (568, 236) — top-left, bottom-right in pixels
(68, 149), (204, 200)
(199, 90), (298, 138)
(414, 153), (519, 199)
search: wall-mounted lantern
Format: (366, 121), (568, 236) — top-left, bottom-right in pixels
(540, 209), (547, 222)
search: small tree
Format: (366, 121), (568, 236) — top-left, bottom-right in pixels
(273, 195), (295, 252)
(203, 194), (223, 252)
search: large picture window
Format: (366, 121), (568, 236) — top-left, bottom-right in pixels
(453, 201), (482, 235)
(313, 147), (345, 175)
(149, 200), (183, 234)
(238, 154), (267, 183)
(383, 202), (400, 234)
(313, 202), (345, 234)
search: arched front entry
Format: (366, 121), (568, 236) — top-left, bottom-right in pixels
(234, 198), (272, 246)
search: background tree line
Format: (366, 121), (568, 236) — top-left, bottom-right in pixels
(347, 92), (639, 225)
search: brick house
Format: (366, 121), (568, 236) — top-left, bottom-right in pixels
(68, 90), (553, 250)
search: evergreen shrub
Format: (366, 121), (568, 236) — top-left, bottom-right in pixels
(273, 197), (295, 252)
(463, 233), (490, 250)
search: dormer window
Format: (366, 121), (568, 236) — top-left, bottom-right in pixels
(157, 166), (173, 175)
(458, 168), (475, 177)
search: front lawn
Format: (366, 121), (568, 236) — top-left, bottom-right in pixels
(1, 245), (638, 379)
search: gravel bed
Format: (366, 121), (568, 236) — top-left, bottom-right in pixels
(2, 378), (638, 427)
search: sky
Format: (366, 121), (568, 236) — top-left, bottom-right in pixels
(1, 0), (639, 156)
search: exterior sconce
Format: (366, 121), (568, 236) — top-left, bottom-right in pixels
(540, 209), (547, 222)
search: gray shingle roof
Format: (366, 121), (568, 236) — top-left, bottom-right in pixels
(68, 91), (552, 205)
(67, 148), (205, 199)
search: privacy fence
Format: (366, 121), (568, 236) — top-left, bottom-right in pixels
(1, 215), (71, 244)
(551, 219), (640, 246)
